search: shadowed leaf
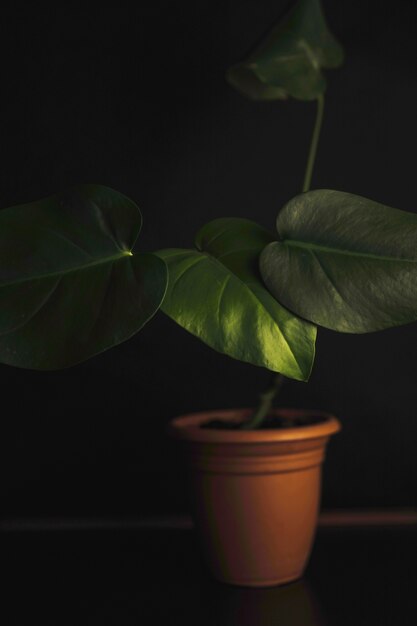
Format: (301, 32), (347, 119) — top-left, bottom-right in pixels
(0, 185), (167, 369)
(227, 0), (344, 101)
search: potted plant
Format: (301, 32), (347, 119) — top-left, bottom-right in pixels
(1, 0), (416, 586)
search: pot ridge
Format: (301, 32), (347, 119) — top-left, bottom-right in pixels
(169, 408), (341, 444)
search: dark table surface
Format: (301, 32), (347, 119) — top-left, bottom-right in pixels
(2, 523), (416, 625)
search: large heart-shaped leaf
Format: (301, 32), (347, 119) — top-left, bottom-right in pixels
(260, 189), (417, 333)
(227, 0), (344, 101)
(157, 218), (316, 381)
(0, 185), (167, 369)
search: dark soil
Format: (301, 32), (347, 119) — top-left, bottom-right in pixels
(201, 414), (326, 430)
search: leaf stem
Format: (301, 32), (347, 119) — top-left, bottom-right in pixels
(241, 373), (285, 430)
(302, 94), (325, 193)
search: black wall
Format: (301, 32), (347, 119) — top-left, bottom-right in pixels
(1, 1), (416, 518)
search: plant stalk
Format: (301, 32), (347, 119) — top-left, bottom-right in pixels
(242, 95), (325, 431)
(302, 94), (325, 193)
(241, 373), (285, 430)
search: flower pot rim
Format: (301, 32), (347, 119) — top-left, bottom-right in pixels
(169, 407), (341, 444)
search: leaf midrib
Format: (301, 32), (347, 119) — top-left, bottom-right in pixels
(282, 239), (417, 263)
(0, 250), (133, 288)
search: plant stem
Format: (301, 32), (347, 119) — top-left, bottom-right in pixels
(242, 95), (326, 431)
(302, 94), (325, 193)
(241, 373), (285, 430)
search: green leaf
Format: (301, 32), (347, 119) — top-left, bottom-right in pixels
(157, 218), (316, 381)
(0, 185), (167, 369)
(227, 0), (344, 101)
(260, 189), (417, 333)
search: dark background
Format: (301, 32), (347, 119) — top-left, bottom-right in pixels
(0, 0), (416, 519)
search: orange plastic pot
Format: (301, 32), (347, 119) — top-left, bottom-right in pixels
(170, 408), (340, 587)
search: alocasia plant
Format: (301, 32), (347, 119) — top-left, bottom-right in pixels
(0, 0), (415, 428)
